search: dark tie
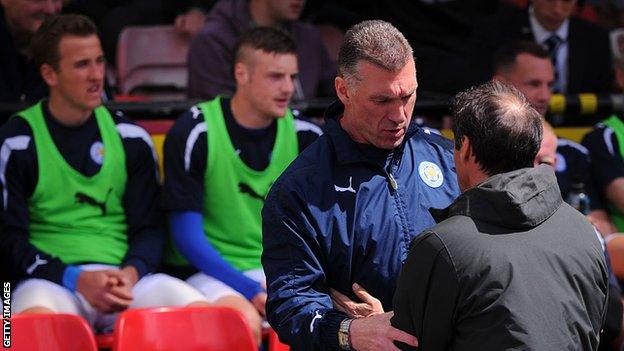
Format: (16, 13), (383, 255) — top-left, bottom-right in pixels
(544, 34), (563, 92)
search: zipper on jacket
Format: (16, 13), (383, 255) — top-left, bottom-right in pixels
(388, 172), (398, 191)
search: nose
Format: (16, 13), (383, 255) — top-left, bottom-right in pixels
(387, 101), (408, 125)
(282, 76), (296, 96)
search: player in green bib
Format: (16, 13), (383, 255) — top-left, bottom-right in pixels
(1, 15), (208, 332)
(161, 27), (321, 341)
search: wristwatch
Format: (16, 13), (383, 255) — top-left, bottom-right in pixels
(338, 318), (353, 350)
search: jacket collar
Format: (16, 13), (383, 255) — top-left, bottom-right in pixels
(430, 165), (563, 230)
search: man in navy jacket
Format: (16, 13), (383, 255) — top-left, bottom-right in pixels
(262, 20), (459, 350)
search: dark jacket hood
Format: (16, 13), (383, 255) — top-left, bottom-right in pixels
(432, 164), (562, 230)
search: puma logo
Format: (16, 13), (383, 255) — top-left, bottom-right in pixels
(26, 254), (48, 275)
(334, 176), (356, 193)
(75, 188), (112, 215)
(239, 182), (266, 202)
(310, 310), (323, 333)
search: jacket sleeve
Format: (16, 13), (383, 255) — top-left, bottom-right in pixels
(391, 231), (459, 351)
(120, 130), (166, 278)
(262, 179), (347, 351)
(0, 128), (67, 284)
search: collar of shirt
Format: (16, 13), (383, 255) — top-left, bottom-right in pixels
(528, 5), (570, 44)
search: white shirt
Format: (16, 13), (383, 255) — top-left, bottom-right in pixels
(529, 5), (570, 93)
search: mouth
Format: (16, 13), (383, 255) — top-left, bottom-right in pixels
(87, 84), (101, 96)
(385, 127), (405, 139)
(274, 98), (289, 108)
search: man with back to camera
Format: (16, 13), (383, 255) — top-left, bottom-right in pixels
(392, 81), (608, 350)
(0, 14), (209, 331)
(261, 20), (459, 350)
(160, 26), (322, 343)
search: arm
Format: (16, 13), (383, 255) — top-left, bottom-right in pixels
(262, 181), (345, 351)
(0, 124), (71, 285)
(391, 231), (459, 351)
(169, 210), (263, 301)
(120, 127), (166, 280)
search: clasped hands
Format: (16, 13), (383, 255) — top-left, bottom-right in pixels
(76, 266), (138, 313)
(330, 283), (418, 351)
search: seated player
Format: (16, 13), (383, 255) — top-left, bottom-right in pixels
(0, 14), (208, 332)
(161, 27), (321, 342)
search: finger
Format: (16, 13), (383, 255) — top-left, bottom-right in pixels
(103, 291), (133, 310)
(352, 283), (376, 303)
(107, 284), (134, 300)
(329, 288), (350, 304)
(387, 327), (418, 347)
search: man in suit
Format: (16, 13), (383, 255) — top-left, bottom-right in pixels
(498, 0), (612, 94)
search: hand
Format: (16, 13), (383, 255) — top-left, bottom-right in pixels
(330, 283), (384, 318)
(118, 266), (139, 288)
(251, 292), (267, 316)
(76, 270), (133, 313)
(349, 312), (418, 351)
(174, 8), (206, 36)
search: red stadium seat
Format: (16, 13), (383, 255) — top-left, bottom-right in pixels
(4, 313), (97, 351)
(267, 327), (290, 351)
(112, 307), (257, 351)
(116, 25), (190, 100)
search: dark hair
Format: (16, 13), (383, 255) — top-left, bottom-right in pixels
(492, 40), (549, 75)
(452, 80), (543, 176)
(338, 20), (413, 83)
(232, 26), (297, 66)
(31, 14), (98, 70)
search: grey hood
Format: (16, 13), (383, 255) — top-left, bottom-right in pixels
(431, 165), (563, 230)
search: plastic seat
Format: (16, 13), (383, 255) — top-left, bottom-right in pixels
(116, 25), (190, 99)
(267, 327), (290, 351)
(112, 306), (257, 351)
(4, 313), (97, 351)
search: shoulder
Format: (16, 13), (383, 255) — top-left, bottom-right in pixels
(0, 117), (34, 152)
(557, 138), (589, 156)
(168, 105), (208, 141)
(583, 123), (617, 154)
(570, 16), (609, 42)
(417, 127), (454, 150)
(294, 118), (323, 136)
(267, 135), (330, 203)
(111, 112), (152, 144)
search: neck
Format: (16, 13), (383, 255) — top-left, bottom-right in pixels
(339, 113), (368, 145)
(464, 170), (490, 192)
(249, 0), (279, 27)
(230, 94), (274, 129)
(47, 93), (93, 127)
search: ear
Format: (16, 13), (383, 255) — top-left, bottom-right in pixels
(459, 136), (474, 163)
(40, 63), (58, 87)
(234, 62), (249, 85)
(335, 76), (350, 106)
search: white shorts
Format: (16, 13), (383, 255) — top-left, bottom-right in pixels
(186, 268), (265, 303)
(12, 264), (208, 333)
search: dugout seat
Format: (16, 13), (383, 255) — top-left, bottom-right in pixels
(5, 313), (97, 351)
(116, 25), (190, 100)
(267, 327), (290, 351)
(112, 306), (257, 351)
